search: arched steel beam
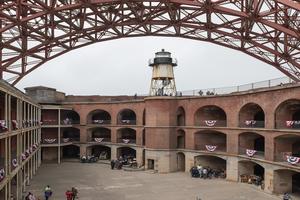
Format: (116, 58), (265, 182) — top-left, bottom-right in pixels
(0, 0), (299, 84)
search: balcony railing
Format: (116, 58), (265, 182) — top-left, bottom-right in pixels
(42, 138), (58, 144)
(238, 148), (265, 159)
(90, 120), (111, 125)
(195, 120), (227, 127)
(117, 138), (136, 144)
(195, 144), (226, 152)
(41, 119), (58, 125)
(239, 120), (265, 128)
(275, 152), (300, 166)
(118, 120), (136, 125)
(61, 119), (80, 125)
(61, 138), (80, 143)
(276, 120), (300, 129)
(91, 137), (111, 143)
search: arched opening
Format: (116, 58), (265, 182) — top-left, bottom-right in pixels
(61, 110), (80, 125)
(274, 170), (300, 197)
(275, 99), (300, 129)
(89, 127), (111, 143)
(238, 132), (265, 158)
(274, 134), (300, 165)
(239, 160), (264, 187)
(117, 147), (136, 160)
(90, 145), (111, 160)
(62, 145), (80, 159)
(177, 129), (185, 149)
(117, 109), (136, 125)
(41, 109), (58, 125)
(194, 130), (227, 152)
(176, 107), (185, 126)
(239, 103), (265, 128)
(194, 155), (226, 178)
(87, 109), (111, 124)
(62, 127), (80, 142)
(41, 128), (58, 144)
(117, 128), (136, 144)
(177, 152), (185, 172)
(194, 105), (227, 127)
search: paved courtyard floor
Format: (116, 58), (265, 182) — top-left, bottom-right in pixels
(26, 162), (282, 200)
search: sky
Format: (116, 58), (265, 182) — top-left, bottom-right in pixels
(15, 37), (285, 96)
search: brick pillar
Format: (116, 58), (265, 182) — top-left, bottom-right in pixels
(226, 157), (239, 182)
(264, 168), (274, 194)
(185, 152), (195, 173)
(264, 134), (274, 161)
(111, 146), (117, 160)
(135, 147), (144, 166)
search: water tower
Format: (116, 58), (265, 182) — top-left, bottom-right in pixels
(148, 49), (177, 96)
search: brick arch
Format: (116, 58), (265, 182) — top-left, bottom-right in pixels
(238, 102), (265, 128)
(194, 105), (227, 127)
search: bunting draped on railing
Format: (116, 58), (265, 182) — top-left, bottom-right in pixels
(63, 138), (70, 143)
(245, 120), (256, 126)
(122, 120), (130, 124)
(21, 153), (26, 161)
(246, 149), (257, 157)
(0, 120), (8, 131)
(0, 168), (5, 181)
(205, 145), (217, 152)
(12, 158), (18, 168)
(44, 138), (57, 143)
(94, 138), (104, 143)
(123, 139), (130, 144)
(12, 120), (19, 129)
(93, 120), (104, 124)
(29, 147), (33, 153)
(286, 156), (300, 165)
(204, 120), (217, 127)
(286, 121), (300, 127)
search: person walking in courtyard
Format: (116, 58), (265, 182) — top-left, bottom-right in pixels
(110, 159), (115, 170)
(65, 190), (73, 200)
(283, 192), (292, 200)
(71, 187), (78, 200)
(44, 185), (52, 200)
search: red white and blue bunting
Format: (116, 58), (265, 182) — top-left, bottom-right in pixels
(12, 159), (18, 168)
(0, 120), (8, 130)
(63, 138), (70, 143)
(245, 120), (256, 126)
(21, 153), (26, 161)
(286, 121), (300, 127)
(0, 168), (5, 180)
(204, 120), (217, 127)
(44, 138), (57, 143)
(122, 120), (130, 124)
(286, 156), (300, 165)
(246, 149), (257, 157)
(93, 120), (104, 124)
(94, 138), (104, 143)
(205, 145), (217, 152)
(123, 139), (130, 144)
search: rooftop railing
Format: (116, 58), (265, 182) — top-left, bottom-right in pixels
(178, 77), (295, 96)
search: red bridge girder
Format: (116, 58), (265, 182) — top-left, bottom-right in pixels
(0, 0), (299, 84)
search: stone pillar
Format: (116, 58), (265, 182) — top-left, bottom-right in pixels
(264, 168), (274, 194)
(135, 147), (144, 166)
(111, 128), (117, 143)
(184, 152), (195, 173)
(226, 157), (239, 182)
(80, 144), (87, 157)
(111, 146), (117, 160)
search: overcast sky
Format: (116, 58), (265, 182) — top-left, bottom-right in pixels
(16, 37), (284, 96)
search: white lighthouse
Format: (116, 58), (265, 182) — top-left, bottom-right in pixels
(148, 49), (177, 96)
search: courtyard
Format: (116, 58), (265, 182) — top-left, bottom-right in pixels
(26, 162), (281, 200)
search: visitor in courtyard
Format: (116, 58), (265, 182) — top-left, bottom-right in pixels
(283, 192), (292, 200)
(65, 190), (73, 200)
(44, 185), (52, 200)
(110, 159), (115, 169)
(25, 192), (36, 200)
(71, 187), (78, 200)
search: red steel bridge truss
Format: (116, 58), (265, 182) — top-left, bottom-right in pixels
(0, 0), (299, 84)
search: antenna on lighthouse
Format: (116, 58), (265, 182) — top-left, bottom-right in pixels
(148, 49), (177, 96)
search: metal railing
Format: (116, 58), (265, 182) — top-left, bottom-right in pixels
(194, 144), (226, 152)
(239, 120), (265, 128)
(238, 148), (265, 159)
(194, 120), (227, 127)
(118, 120), (136, 125)
(90, 137), (111, 143)
(117, 138), (136, 144)
(275, 152), (300, 166)
(61, 138), (80, 143)
(178, 76), (294, 96)
(276, 120), (300, 129)
(41, 119), (58, 125)
(90, 120), (111, 125)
